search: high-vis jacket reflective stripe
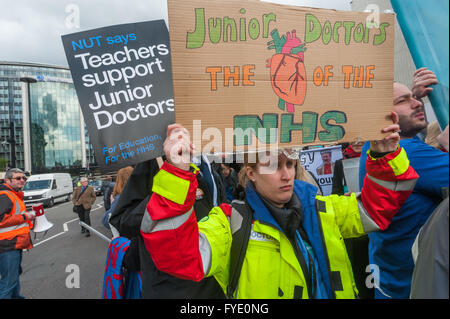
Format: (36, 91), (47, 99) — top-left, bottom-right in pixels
(200, 182), (363, 299)
(362, 147), (419, 230)
(0, 190), (31, 240)
(140, 148), (418, 298)
(314, 196), (360, 298)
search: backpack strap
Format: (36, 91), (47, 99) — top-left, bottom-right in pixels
(76, 186), (88, 201)
(226, 200), (253, 299)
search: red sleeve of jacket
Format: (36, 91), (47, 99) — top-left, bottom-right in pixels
(140, 161), (205, 281)
(361, 147), (419, 230)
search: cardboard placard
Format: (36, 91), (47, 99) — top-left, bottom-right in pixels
(62, 20), (174, 172)
(168, 0), (394, 154)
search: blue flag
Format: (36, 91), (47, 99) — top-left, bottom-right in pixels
(391, 0), (449, 129)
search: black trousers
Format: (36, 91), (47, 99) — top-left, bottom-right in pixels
(77, 208), (91, 233)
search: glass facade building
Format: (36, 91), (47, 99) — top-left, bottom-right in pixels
(0, 61), (95, 173)
(29, 81), (83, 171)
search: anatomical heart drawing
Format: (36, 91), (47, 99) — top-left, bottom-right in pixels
(267, 29), (307, 113)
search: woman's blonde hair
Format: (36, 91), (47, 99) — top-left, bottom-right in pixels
(237, 151), (266, 188)
(238, 166), (249, 188)
(112, 166), (134, 198)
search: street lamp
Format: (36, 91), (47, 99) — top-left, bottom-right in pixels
(20, 76), (37, 172)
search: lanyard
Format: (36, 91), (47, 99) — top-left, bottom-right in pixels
(296, 232), (318, 298)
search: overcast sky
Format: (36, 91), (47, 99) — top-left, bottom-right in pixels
(0, 0), (351, 67)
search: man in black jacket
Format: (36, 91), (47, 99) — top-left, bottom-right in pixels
(100, 176), (114, 211)
(109, 155), (227, 299)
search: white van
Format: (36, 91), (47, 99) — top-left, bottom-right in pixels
(23, 173), (73, 207)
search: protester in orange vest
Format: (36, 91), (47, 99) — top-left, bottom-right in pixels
(0, 168), (35, 299)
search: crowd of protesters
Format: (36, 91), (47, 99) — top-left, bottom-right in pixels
(104, 68), (448, 299)
(1, 66), (448, 299)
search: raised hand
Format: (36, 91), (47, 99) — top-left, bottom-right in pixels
(163, 124), (194, 171)
(412, 67), (438, 99)
(370, 112), (401, 153)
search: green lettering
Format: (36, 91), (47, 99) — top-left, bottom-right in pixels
(263, 13), (277, 38)
(343, 21), (355, 45)
(333, 21), (342, 43)
(248, 18), (260, 40)
(373, 22), (390, 45)
(223, 17), (237, 42)
(363, 23), (370, 43)
(318, 111), (347, 142)
(240, 9), (246, 41)
(305, 14), (321, 43)
(322, 20), (332, 45)
(353, 23), (364, 43)
(234, 114), (278, 146)
(280, 112), (318, 143)
(186, 8), (205, 49)
(208, 18), (222, 44)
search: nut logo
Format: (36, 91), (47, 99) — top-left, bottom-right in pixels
(267, 29), (307, 113)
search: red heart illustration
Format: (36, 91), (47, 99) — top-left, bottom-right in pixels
(270, 53), (307, 105)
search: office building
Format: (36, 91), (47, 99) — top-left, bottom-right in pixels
(0, 61), (95, 173)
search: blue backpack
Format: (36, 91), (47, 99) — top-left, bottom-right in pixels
(102, 237), (142, 299)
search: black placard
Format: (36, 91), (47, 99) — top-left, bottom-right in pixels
(62, 20), (174, 172)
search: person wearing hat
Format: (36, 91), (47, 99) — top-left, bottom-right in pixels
(72, 177), (96, 237)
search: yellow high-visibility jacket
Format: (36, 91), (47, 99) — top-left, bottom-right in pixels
(140, 147), (418, 298)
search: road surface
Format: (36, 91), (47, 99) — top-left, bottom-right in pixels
(20, 196), (112, 299)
